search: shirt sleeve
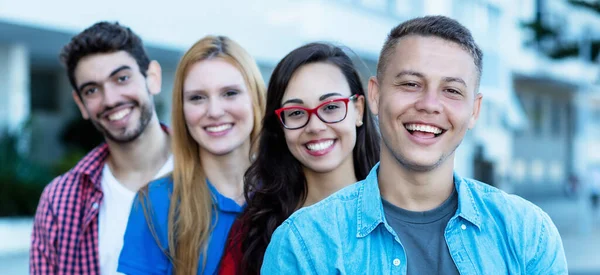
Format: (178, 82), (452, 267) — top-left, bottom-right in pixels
(260, 220), (317, 274)
(30, 180), (59, 275)
(526, 208), (568, 274)
(118, 193), (171, 275)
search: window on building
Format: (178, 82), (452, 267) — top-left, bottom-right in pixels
(531, 159), (545, 182)
(453, 0), (501, 50)
(515, 93), (527, 137)
(30, 70), (59, 112)
(549, 161), (564, 183)
(513, 158), (526, 183)
(532, 96), (543, 135)
(551, 99), (562, 136)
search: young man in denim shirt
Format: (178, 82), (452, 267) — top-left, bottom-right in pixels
(262, 15), (567, 274)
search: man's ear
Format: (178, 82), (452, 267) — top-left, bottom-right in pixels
(72, 91), (89, 120)
(468, 93), (483, 129)
(146, 60), (162, 95)
(367, 76), (380, 116)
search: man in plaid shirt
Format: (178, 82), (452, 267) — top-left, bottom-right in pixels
(30, 22), (173, 274)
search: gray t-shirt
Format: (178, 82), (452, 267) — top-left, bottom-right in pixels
(382, 189), (459, 275)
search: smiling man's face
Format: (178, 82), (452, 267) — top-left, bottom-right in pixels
(368, 35), (482, 172)
(73, 51), (156, 144)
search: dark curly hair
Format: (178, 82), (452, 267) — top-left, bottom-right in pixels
(59, 21), (150, 94)
(239, 42), (381, 274)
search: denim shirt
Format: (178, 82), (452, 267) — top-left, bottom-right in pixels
(262, 163), (567, 274)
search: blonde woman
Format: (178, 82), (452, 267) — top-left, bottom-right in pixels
(118, 36), (265, 275)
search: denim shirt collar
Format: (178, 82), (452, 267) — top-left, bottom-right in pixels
(453, 173), (482, 229)
(356, 163), (481, 237)
(356, 163), (385, 238)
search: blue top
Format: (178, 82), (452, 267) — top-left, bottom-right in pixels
(118, 176), (244, 275)
(262, 163), (568, 275)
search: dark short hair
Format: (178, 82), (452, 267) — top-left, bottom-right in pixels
(59, 21), (150, 93)
(377, 15), (483, 85)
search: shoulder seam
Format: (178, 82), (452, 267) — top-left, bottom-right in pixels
(527, 208), (547, 271)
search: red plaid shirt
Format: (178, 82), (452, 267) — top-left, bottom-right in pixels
(30, 143), (108, 274)
(30, 125), (169, 275)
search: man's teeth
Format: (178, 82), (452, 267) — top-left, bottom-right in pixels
(405, 124), (443, 134)
(108, 108), (131, 121)
(206, 124), (233, 132)
(306, 140), (334, 151)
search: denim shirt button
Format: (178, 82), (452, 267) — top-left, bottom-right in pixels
(461, 224), (467, 230)
(393, 258), (401, 266)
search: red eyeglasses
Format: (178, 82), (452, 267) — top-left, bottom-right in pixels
(275, 95), (358, 130)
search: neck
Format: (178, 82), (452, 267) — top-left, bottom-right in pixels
(378, 149), (455, 212)
(105, 116), (171, 191)
(200, 141), (251, 206)
(302, 156), (357, 207)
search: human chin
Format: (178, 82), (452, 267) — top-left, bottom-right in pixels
(95, 102), (152, 143)
(295, 143), (344, 172)
(301, 156), (344, 174)
(200, 138), (245, 156)
(390, 144), (449, 172)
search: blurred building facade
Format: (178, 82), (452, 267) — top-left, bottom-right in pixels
(0, 0), (598, 193)
(508, 0), (600, 195)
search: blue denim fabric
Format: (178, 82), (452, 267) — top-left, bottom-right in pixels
(262, 163), (567, 274)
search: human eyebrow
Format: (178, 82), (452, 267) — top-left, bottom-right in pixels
(77, 65), (132, 92)
(319, 92), (344, 101)
(394, 70), (425, 80)
(109, 65), (132, 77)
(183, 89), (206, 96)
(281, 98), (304, 106)
(442, 76), (467, 87)
(77, 81), (98, 93)
(220, 84), (244, 92)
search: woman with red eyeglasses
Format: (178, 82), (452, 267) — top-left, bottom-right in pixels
(218, 42), (380, 274)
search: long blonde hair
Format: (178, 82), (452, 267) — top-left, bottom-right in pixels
(143, 35), (265, 275)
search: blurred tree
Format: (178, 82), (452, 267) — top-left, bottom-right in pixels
(60, 115), (104, 153)
(521, 0), (600, 62)
(0, 129), (53, 217)
(569, 0), (600, 14)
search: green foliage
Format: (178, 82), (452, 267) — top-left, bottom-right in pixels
(520, 18), (559, 46)
(52, 149), (87, 175)
(568, 0), (600, 14)
(521, 0), (600, 62)
(60, 116), (104, 153)
(0, 129), (54, 217)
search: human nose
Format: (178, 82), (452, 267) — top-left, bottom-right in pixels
(207, 98), (225, 118)
(414, 88), (442, 114)
(304, 111), (327, 133)
(101, 84), (123, 107)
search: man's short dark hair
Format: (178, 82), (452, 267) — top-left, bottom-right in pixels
(377, 15), (483, 85)
(60, 21), (150, 93)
